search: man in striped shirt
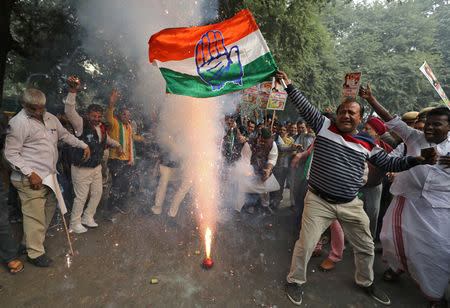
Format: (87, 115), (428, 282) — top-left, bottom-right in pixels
(275, 71), (437, 306)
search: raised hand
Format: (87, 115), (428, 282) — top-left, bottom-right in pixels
(275, 70), (291, 86)
(195, 30), (243, 91)
(109, 88), (118, 107)
(359, 83), (373, 101)
(67, 75), (81, 92)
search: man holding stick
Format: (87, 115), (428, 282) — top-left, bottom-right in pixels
(359, 84), (450, 308)
(276, 71), (437, 306)
(4, 89), (90, 267)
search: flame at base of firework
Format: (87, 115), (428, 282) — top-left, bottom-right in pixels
(202, 257), (214, 269)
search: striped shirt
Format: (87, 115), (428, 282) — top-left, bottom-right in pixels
(286, 85), (419, 201)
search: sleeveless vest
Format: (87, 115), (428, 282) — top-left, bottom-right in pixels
(71, 118), (107, 168)
(249, 137), (274, 179)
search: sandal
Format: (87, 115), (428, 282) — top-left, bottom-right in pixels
(7, 259), (24, 274)
(382, 268), (400, 282)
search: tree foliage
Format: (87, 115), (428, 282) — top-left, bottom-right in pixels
(219, 0), (449, 118)
(218, 0), (342, 120)
(2, 0), (137, 113)
(323, 0), (449, 114)
(2, 0), (449, 119)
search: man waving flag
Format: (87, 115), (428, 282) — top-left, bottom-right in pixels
(149, 9), (277, 98)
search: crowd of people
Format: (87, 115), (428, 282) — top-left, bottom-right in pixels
(0, 72), (449, 307)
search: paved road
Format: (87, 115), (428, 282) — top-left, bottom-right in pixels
(0, 189), (436, 307)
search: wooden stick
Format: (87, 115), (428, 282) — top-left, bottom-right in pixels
(52, 174), (74, 256)
(61, 213), (74, 256)
(264, 109), (267, 126)
(271, 110), (276, 131)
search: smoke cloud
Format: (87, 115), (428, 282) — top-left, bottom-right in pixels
(75, 0), (239, 236)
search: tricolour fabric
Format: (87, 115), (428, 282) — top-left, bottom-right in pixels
(149, 9), (277, 97)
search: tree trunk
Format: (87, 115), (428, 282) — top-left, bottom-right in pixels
(0, 0), (15, 109)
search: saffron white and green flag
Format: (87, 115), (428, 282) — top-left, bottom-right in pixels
(148, 9), (277, 98)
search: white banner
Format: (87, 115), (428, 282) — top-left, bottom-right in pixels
(419, 61), (449, 108)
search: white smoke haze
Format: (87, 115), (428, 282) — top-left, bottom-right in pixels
(76, 0), (218, 107)
(75, 0), (241, 235)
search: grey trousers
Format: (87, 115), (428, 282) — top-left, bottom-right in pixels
(360, 184), (383, 238)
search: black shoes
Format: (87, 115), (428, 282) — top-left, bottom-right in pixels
(27, 253), (52, 267)
(286, 282), (304, 306)
(286, 282), (390, 306)
(363, 284), (391, 305)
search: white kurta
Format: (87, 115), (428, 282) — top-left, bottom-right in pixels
(234, 141), (280, 211)
(380, 116), (450, 300)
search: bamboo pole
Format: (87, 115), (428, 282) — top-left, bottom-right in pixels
(270, 110), (276, 132)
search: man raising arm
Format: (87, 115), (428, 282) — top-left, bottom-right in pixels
(63, 75), (123, 233)
(359, 83), (450, 307)
(276, 70), (436, 307)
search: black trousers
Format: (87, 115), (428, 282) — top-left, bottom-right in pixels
(107, 159), (135, 211)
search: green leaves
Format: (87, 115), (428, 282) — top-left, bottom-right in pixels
(325, 0), (449, 114)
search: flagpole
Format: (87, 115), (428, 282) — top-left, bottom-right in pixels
(271, 110), (276, 132)
(265, 109), (267, 126)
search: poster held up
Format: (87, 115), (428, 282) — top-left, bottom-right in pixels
(242, 84), (260, 104)
(259, 81), (272, 110)
(341, 72), (362, 102)
(267, 78), (287, 110)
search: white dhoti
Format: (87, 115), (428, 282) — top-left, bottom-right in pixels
(234, 174), (280, 212)
(234, 141), (280, 212)
(152, 164), (193, 217)
(380, 195), (450, 300)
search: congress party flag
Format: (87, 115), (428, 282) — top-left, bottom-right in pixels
(149, 9), (277, 98)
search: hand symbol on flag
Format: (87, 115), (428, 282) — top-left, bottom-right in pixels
(195, 30), (243, 91)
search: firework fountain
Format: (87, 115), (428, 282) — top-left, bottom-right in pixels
(76, 0), (226, 269)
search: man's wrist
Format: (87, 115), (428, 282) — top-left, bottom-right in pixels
(68, 88), (77, 93)
(408, 156), (422, 167)
(367, 96), (376, 104)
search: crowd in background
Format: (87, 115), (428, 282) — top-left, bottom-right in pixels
(0, 73), (449, 307)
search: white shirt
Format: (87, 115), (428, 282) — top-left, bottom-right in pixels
(64, 92), (120, 148)
(4, 109), (88, 181)
(389, 142), (406, 158)
(386, 116), (450, 208)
